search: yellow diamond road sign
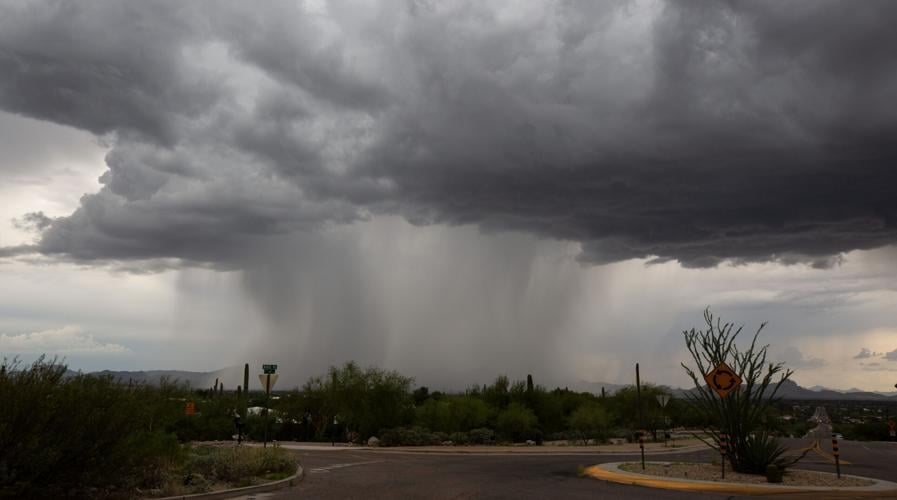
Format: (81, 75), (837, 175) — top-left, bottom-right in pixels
(705, 362), (742, 398)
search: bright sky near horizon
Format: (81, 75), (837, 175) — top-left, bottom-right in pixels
(1, 1), (896, 391)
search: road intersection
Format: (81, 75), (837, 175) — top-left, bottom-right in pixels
(229, 439), (897, 499)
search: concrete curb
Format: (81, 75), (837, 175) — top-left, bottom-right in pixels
(583, 461), (897, 495)
(154, 464), (304, 500)
(359, 445), (707, 456)
(274, 443), (707, 456)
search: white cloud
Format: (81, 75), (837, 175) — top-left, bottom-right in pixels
(779, 346), (826, 369)
(0, 325), (130, 354)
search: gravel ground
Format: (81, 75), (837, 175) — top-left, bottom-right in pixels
(619, 462), (875, 487)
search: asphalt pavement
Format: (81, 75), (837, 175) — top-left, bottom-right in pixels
(233, 439), (897, 500)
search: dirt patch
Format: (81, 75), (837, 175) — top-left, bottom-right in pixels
(619, 462), (874, 487)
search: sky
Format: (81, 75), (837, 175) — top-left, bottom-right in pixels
(1, 0), (896, 391)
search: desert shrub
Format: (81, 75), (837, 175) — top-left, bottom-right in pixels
(468, 427), (496, 444)
(448, 432), (470, 444)
(608, 427), (633, 441)
(378, 426), (441, 446)
(300, 362), (414, 441)
(496, 403), (539, 442)
(415, 396), (493, 433)
(836, 421), (890, 441)
(183, 445), (295, 483)
(568, 403), (610, 444)
(740, 432), (808, 474)
(0, 357), (186, 497)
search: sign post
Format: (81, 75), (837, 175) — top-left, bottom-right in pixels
(719, 432), (727, 479)
(259, 364), (279, 448)
(635, 363), (645, 470)
(656, 394), (671, 446)
(705, 362), (742, 477)
(638, 430), (646, 470)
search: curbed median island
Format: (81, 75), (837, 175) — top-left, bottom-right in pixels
(584, 462), (897, 495)
(619, 462), (873, 487)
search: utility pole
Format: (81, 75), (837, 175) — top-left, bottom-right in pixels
(636, 363), (643, 427)
(636, 363), (645, 470)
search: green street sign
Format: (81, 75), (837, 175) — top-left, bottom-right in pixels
(262, 364), (277, 374)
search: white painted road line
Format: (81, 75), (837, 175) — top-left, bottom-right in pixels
(309, 460), (383, 474)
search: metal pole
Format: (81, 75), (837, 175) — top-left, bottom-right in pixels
(660, 406), (669, 448)
(636, 363), (645, 470)
(263, 374), (270, 448)
(831, 433), (840, 479)
(639, 430), (645, 470)
(636, 363), (643, 429)
(720, 432), (726, 479)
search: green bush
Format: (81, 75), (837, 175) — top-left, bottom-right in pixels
(836, 421), (890, 441)
(448, 431), (470, 444)
(568, 404), (610, 444)
(378, 426), (442, 446)
(299, 362), (414, 441)
(183, 445), (295, 484)
(496, 403), (539, 442)
(468, 427), (496, 444)
(415, 396), (494, 433)
(0, 357), (186, 497)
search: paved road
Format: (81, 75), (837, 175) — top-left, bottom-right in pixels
(236, 440), (897, 499)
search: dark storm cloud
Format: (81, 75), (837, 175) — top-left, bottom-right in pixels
(0, 244), (36, 258)
(0, 2), (223, 145)
(853, 348), (879, 359)
(1, 0), (897, 267)
(12, 212), (52, 232)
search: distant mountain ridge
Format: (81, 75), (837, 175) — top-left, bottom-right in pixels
(65, 367), (240, 390)
(808, 384), (897, 397)
(673, 379), (897, 402)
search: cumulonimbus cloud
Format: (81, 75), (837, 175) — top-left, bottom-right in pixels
(1, 0), (897, 269)
(0, 325), (130, 354)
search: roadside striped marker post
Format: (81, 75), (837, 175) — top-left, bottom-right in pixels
(719, 432), (727, 480)
(831, 433), (841, 479)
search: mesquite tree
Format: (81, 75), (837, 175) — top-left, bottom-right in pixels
(681, 308), (799, 473)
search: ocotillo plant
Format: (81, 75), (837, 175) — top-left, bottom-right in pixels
(681, 307), (805, 473)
